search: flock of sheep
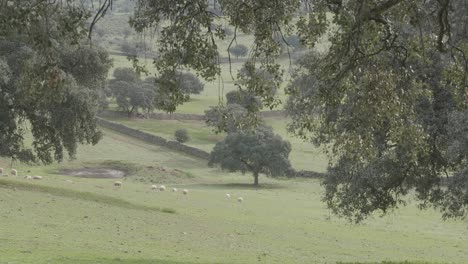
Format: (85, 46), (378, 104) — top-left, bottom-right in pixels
(0, 168), (244, 203)
(114, 181), (244, 202)
(0, 168), (43, 180)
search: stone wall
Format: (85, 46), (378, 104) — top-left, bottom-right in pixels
(96, 118), (210, 160)
(98, 109), (285, 121)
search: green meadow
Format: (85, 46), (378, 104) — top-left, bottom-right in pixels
(1, 128), (467, 264)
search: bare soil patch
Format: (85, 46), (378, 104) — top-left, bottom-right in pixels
(61, 168), (125, 179)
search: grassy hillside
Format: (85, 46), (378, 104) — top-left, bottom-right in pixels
(1, 129), (467, 264)
(104, 116), (328, 172)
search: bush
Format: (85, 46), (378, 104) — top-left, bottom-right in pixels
(174, 129), (190, 143)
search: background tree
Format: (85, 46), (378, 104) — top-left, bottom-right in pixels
(225, 90), (262, 113)
(178, 72), (205, 95)
(205, 88), (262, 134)
(209, 126), (292, 186)
(108, 67), (156, 117)
(205, 104), (260, 134)
(228, 44), (248, 59)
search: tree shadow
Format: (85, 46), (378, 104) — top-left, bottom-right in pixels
(54, 257), (212, 264)
(196, 182), (288, 190)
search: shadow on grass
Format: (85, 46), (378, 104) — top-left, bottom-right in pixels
(196, 182), (288, 190)
(0, 179), (175, 214)
(54, 258), (214, 264)
(337, 261), (441, 264)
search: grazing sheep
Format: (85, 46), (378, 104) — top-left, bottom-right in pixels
(151, 184), (158, 191)
(11, 169), (17, 176)
(0, 168), (3, 175)
(66, 180), (73, 183)
(32, 175), (43, 180)
(237, 197), (244, 203)
(159, 185), (166, 191)
(182, 189), (188, 195)
(114, 181), (122, 187)
(226, 193), (231, 199)
(24, 175), (33, 180)
(172, 188), (178, 192)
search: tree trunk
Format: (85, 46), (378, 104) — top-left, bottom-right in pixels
(253, 172), (259, 186)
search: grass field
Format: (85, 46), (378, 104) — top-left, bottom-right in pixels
(1, 128), (468, 264)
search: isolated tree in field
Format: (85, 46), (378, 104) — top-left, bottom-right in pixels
(228, 44), (248, 59)
(209, 126), (292, 186)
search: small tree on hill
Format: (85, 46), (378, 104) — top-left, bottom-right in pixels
(174, 129), (190, 143)
(229, 44), (248, 59)
(209, 126), (292, 186)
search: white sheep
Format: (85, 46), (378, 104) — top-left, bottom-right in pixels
(11, 169), (17, 176)
(151, 184), (158, 191)
(32, 175), (43, 180)
(114, 181), (122, 187)
(172, 188), (178, 192)
(182, 189), (188, 195)
(24, 175), (33, 180)
(237, 197), (244, 203)
(159, 185), (166, 191)
(226, 193), (231, 199)
(0, 168), (3, 175)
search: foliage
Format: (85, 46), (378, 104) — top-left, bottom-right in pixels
(209, 126), (292, 185)
(283, 1), (468, 222)
(205, 87), (263, 134)
(174, 129), (190, 143)
(130, 0), (298, 111)
(225, 90), (262, 113)
(0, 20), (111, 163)
(108, 68), (156, 116)
(228, 44), (248, 59)
(205, 104), (261, 134)
(178, 72), (204, 95)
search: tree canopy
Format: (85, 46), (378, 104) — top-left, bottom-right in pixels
(209, 126), (293, 186)
(108, 68), (157, 116)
